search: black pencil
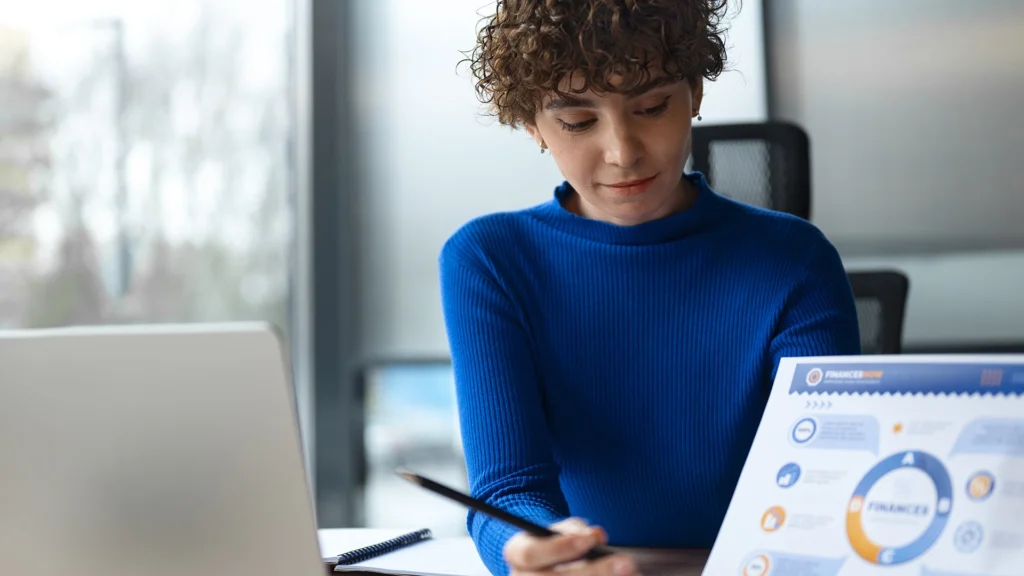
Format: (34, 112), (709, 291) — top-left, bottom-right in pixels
(396, 469), (615, 561)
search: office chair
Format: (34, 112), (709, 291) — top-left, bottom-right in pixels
(847, 270), (910, 354)
(690, 121), (811, 220)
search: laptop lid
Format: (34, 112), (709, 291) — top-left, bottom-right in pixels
(0, 323), (324, 576)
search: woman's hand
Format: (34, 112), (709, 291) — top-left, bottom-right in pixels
(503, 518), (639, 576)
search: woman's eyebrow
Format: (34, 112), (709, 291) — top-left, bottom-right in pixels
(546, 95), (593, 111)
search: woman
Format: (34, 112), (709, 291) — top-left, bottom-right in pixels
(439, 1), (860, 575)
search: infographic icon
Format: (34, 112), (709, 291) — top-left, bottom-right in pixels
(761, 506), (786, 533)
(966, 471), (995, 501)
(776, 463), (801, 488)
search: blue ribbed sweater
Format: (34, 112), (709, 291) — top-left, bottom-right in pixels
(438, 172), (860, 575)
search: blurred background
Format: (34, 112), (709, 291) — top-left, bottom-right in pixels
(1, 0), (1021, 537)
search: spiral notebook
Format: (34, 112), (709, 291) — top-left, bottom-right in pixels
(324, 528), (434, 568)
(319, 529), (489, 576)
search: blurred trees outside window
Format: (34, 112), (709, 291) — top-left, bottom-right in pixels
(0, 1), (295, 337)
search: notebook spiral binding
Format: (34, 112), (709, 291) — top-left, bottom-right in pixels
(334, 528), (434, 566)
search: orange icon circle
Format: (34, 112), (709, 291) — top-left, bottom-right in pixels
(969, 475), (993, 499)
(760, 506), (786, 532)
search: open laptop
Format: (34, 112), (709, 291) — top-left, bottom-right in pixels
(0, 323), (325, 576)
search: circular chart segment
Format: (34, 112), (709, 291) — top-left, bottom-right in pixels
(846, 451), (952, 566)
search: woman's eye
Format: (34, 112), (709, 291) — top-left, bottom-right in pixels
(557, 119), (596, 133)
(555, 95), (671, 132)
(637, 96), (671, 116)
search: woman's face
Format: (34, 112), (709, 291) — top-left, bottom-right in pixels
(527, 72), (703, 226)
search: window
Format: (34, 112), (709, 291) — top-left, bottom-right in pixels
(363, 361), (469, 535)
(0, 1), (295, 339)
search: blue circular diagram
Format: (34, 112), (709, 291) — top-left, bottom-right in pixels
(777, 463), (802, 488)
(954, 521), (984, 554)
(791, 418), (818, 444)
(846, 451), (953, 565)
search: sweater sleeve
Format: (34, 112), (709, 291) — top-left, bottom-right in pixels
(439, 243), (570, 576)
(770, 234), (862, 377)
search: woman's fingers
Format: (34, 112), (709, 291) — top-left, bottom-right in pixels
(504, 530), (599, 571)
(504, 519), (629, 576)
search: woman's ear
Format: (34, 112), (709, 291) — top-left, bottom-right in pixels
(525, 123), (542, 145)
(525, 122), (547, 152)
(691, 78), (705, 118)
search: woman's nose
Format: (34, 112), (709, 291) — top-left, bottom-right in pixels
(602, 122), (644, 168)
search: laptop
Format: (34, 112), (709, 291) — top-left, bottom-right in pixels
(0, 323), (325, 576)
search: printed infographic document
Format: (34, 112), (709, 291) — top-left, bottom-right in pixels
(703, 355), (1024, 576)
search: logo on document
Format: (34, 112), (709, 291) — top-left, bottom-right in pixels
(806, 368), (824, 387)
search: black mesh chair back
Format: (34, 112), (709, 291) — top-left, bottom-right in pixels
(847, 271), (910, 355)
(690, 121), (811, 220)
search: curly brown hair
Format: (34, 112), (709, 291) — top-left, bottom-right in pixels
(463, 0), (730, 127)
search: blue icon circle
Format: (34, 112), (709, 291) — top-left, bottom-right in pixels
(846, 451), (953, 565)
(777, 463), (802, 488)
(954, 521), (984, 554)
(791, 417), (818, 444)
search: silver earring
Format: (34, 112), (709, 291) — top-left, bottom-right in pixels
(696, 112), (703, 121)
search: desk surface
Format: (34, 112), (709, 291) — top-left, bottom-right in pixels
(316, 530), (707, 576)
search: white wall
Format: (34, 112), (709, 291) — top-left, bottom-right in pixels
(351, 0), (769, 358)
(768, 0), (1024, 348)
(769, 0), (1024, 254)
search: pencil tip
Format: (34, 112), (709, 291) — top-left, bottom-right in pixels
(395, 468), (419, 483)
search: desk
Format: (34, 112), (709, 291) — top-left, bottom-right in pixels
(317, 530), (707, 576)
(617, 548), (708, 576)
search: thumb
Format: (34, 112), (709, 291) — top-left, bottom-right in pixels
(551, 518), (607, 544)
(551, 517), (590, 535)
